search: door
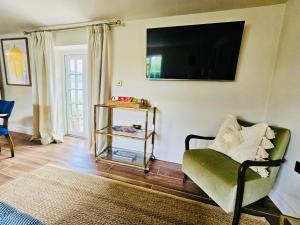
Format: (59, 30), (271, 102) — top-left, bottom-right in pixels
(65, 54), (87, 137)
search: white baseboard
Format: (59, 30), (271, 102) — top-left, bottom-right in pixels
(10, 126), (33, 135)
(269, 191), (300, 219)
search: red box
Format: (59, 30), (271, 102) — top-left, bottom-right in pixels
(118, 96), (132, 102)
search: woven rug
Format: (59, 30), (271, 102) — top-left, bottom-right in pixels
(0, 165), (270, 225)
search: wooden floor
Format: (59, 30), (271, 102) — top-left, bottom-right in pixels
(0, 132), (282, 225)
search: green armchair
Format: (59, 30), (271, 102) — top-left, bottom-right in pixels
(182, 120), (290, 225)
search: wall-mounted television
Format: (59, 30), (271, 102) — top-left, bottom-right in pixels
(146, 21), (245, 80)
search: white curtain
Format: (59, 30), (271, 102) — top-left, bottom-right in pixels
(29, 32), (65, 145)
(87, 25), (111, 153)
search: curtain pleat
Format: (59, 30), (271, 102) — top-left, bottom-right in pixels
(87, 25), (111, 153)
(29, 32), (65, 144)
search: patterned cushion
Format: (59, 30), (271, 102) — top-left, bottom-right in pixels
(0, 202), (44, 225)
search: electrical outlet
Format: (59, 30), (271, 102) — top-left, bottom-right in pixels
(116, 80), (123, 87)
(295, 161), (300, 174)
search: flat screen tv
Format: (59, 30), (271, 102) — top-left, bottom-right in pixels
(146, 21), (245, 80)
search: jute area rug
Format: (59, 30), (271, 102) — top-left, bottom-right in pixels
(0, 165), (270, 225)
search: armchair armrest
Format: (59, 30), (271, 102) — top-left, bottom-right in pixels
(238, 159), (285, 176)
(185, 134), (215, 150)
(233, 158), (285, 225)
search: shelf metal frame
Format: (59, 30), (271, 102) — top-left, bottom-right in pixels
(94, 104), (157, 172)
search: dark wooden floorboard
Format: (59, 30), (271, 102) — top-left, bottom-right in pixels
(0, 132), (282, 225)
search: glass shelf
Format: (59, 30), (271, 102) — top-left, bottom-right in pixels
(96, 126), (153, 140)
(97, 146), (152, 168)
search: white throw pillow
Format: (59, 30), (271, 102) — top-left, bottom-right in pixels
(266, 127), (275, 139)
(260, 137), (274, 149)
(252, 166), (269, 178)
(256, 146), (269, 159)
(253, 128), (275, 177)
(227, 123), (269, 163)
(227, 124), (275, 178)
(208, 115), (243, 155)
(209, 115), (275, 178)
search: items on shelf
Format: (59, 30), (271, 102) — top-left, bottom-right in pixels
(132, 124), (142, 130)
(112, 125), (139, 133)
(106, 96), (151, 109)
(113, 149), (137, 161)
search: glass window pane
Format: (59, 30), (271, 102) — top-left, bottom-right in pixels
(70, 59), (75, 73)
(65, 54), (87, 136)
(78, 119), (83, 132)
(77, 75), (83, 89)
(70, 75), (76, 89)
(77, 90), (83, 104)
(78, 104), (83, 117)
(77, 59), (83, 73)
(71, 104), (77, 117)
(71, 118), (79, 130)
(71, 90), (76, 104)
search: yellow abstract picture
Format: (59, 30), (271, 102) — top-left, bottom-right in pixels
(1, 38), (31, 86)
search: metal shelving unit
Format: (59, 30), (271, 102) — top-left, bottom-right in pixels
(94, 104), (157, 173)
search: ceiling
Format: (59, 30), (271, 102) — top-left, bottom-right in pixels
(0, 0), (287, 34)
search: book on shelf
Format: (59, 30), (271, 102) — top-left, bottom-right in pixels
(113, 149), (137, 162)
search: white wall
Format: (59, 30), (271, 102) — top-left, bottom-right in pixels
(111, 4), (285, 163)
(0, 33), (33, 134)
(266, 0), (300, 218)
(53, 29), (87, 46)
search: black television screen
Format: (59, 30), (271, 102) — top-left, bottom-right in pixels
(146, 21), (245, 80)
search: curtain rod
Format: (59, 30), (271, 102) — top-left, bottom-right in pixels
(24, 20), (122, 35)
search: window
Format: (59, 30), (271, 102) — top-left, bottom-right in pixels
(146, 55), (162, 79)
(65, 54), (87, 137)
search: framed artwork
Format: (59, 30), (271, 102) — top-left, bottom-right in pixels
(1, 38), (31, 86)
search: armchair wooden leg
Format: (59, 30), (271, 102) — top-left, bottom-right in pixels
(232, 201), (242, 225)
(232, 185), (244, 225)
(183, 173), (188, 183)
(232, 169), (246, 225)
(259, 197), (266, 207)
(6, 133), (14, 158)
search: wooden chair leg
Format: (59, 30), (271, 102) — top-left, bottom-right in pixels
(0, 143), (1, 152)
(232, 167), (246, 225)
(232, 200), (242, 225)
(183, 173), (188, 183)
(6, 133), (14, 157)
(259, 197), (266, 207)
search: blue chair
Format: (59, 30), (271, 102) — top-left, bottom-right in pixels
(0, 100), (15, 157)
